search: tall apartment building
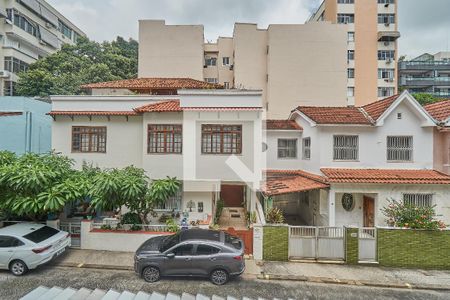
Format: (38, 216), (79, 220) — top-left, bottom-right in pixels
(399, 52), (450, 98)
(0, 0), (85, 96)
(139, 20), (348, 118)
(308, 0), (400, 106)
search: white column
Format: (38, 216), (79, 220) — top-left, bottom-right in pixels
(252, 224), (263, 261)
(328, 189), (336, 226)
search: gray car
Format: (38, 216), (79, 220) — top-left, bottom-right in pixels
(134, 229), (245, 285)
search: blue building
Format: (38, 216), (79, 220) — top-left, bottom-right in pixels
(0, 97), (51, 154)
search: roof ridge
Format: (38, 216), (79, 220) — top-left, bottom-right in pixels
(357, 107), (375, 125)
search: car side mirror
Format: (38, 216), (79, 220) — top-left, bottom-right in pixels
(166, 253), (175, 259)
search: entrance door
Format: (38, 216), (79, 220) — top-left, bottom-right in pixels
(220, 185), (244, 207)
(363, 196), (375, 227)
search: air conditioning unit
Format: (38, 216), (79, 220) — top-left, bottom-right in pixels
(384, 22), (390, 27)
(229, 64), (234, 71)
(384, 3), (390, 8)
(0, 70), (11, 78)
(383, 41), (390, 46)
(386, 58), (393, 64)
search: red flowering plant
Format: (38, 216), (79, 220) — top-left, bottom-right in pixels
(382, 199), (446, 230)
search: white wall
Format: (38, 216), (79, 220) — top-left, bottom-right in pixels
(265, 130), (302, 170)
(182, 191), (213, 222)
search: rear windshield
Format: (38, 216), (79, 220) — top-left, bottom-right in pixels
(224, 233), (242, 250)
(22, 226), (59, 243)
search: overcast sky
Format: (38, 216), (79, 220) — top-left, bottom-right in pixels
(47, 0), (450, 59)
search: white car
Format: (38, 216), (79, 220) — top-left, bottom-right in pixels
(0, 223), (71, 276)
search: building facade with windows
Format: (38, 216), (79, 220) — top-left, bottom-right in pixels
(399, 52), (450, 98)
(138, 20), (348, 118)
(264, 91), (450, 227)
(309, 0), (400, 105)
(0, 0), (85, 96)
(49, 90), (263, 224)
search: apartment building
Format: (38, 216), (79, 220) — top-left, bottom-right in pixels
(308, 0), (400, 106)
(0, 0), (85, 96)
(399, 52), (450, 98)
(138, 20), (348, 118)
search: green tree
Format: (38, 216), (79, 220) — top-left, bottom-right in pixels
(413, 93), (441, 106)
(16, 36), (138, 97)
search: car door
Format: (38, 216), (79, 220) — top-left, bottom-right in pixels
(163, 243), (194, 276)
(191, 244), (222, 276)
(0, 235), (21, 268)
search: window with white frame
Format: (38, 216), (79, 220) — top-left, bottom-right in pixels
(278, 139), (297, 159)
(333, 135), (358, 161)
(348, 68), (355, 79)
(222, 57), (230, 65)
(337, 14), (354, 24)
(378, 0), (395, 5)
(302, 137), (311, 160)
(348, 32), (355, 42)
(403, 194), (433, 207)
(205, 56), (217, 66)
(348, 50), (355, 61)
(347, 87), (355, 97)
(378, 68), (395, 80)
(387, 136), (413, 162)
(378, 14), (395, 24)
(378, 50), (395, 61)
(204, 78), (218, 84)
(378, 87), (395, 97)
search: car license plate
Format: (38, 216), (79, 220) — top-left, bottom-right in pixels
(56, 247), (66, 256)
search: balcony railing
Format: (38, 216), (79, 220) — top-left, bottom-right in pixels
(399, 61), (450, 71)
(400, 77), (450, 87)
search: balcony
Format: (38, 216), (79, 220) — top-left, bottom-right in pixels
(377, 31), (400, 42)
(400, 77), (450, 87)
(399, 61), (450, 71)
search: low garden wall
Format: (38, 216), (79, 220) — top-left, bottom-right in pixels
(377, 228), (450, 269)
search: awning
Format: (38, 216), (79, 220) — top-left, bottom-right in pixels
(39, 25), (60, 49)
(378, 31), (401, 42)
(262, 170), (329, 196)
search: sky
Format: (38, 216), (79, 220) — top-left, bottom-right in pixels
(47, 0), (450, 59)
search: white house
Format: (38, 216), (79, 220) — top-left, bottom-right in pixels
(50, 89), (263, 226)
(264, 91), (450, 227)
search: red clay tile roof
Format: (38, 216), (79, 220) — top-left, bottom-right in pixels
(81, 78), (223, 90)
(262, 170), (329, 196)
(296, 106), (372, 125)
(266, 120), (302, 130)
(320, 168), (450, 185)
(0, 112), (22, 117)
(48, 111), (138, 116)
(134, 100), (182, 113)
(361, 94), (400, 121)
(424, 100), (450, 122)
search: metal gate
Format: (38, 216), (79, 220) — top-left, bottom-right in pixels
(289, 226), (344, 261)
(358, 227), (377, 262)
(60, 221), (81, 248)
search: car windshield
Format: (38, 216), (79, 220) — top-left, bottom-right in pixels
(22, 226), (59, 243)
(224, 233), (242, 250)
(160, 233), (180, 252)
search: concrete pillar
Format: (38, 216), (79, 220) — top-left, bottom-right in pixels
(328, 189), (336, 226)
(46, 219), (60, 229)
(80, 220), (93, 250)
(253, 224), (264, 261)
(345, 226), (359, 264)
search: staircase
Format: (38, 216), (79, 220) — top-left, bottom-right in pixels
(20, 286), (292, 300)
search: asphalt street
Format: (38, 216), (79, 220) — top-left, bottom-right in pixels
(0, 266), (449, 300)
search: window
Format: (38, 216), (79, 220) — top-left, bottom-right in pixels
(333, 135), (358, 161)
(148, 124), (182, 154)
(22, 226), (59, 243)
(155, 186), (182, 211)
(171, 244), (193, 256)
(3, 81), (16, 96)
(378, 50), (395, 61)
(337, 14), (354, 24)
(223, 82), (230, 89)
(195, 244), (220, 255)
(378, 14), (395, 24)
(387, 136), (413, 162)
(277, 139), (297, 159)
(378, 0), (395, 4)
(204, 78), (218, 84)
(0, 236), (23, 248)
(4, 57), (29, 74)
(378, 87), (395, 97)
(72, 127), (107, 153)
(347, 50), (355, 61)
(348, 32), (355, 42)
(302, 137), (311, 160)
(348, 68), (355, 79)
(347, 87), (355, 97)
(205, 56), (217, 66)
(7, 9), (38, 37)
(338, 0), (354, 3)
(378, 68), (395, 80)
(202, 125), (242, 154)
(403, 194), (433, 207)
(58, 20), (73, 39)
(222, 57), (230, 65)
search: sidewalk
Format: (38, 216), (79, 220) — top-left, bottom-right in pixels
(260, 261), (450, 291)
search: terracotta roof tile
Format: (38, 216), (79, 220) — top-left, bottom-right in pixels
(424, 100), (450, 122)
(48, 111), (138, 116)
(320, 168), (450, 185)
(266, 120), (302, 130)
(262, 170), (329, 196)
(362, 94), (400, 121)
(0, 112), (22, 117)
(134, 100), (182, 113)
(296, 106), (372, 125)
(81, 78), (223, 90)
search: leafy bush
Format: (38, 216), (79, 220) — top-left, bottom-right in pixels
(265, 207), (285, 224)
(214, 199), (224, 224)
(382, 199), (446, 230)
(166, 218), (180, 233)
(120, 212), (141, 225)
(100, 224), (112, 230)
(158, 214), (171, 224)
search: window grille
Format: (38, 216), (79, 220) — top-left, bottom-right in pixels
(387, 136), (413, 162)
(302, 138), (311, 160)
(403, 194), (433, 207)
(333, 135), (358, 160)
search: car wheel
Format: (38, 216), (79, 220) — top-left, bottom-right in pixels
(142, 266), (160, 283)
(210, 269), (229, 285)
(9, 260), (28, 276)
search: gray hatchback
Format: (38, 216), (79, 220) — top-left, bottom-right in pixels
(134, 229), (245, 285)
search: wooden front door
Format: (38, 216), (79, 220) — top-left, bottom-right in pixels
(363, 196), (375, 227)
(221, 185), (244, 207)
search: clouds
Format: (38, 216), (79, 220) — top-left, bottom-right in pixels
(47, 0), (450, 58)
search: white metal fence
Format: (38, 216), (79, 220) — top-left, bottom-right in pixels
(60, 221), (81, 248)
(358, 227), (377, 262)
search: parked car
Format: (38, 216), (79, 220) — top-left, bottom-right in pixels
(0, 223), (71, 276)
(134, 229), (245, 285)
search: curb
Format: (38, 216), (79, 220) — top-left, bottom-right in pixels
(257, 274), (450, 291)
(53, 262), (134, 271)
